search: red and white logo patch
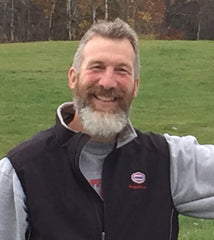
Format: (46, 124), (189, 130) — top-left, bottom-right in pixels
(131, 172), (146, 184)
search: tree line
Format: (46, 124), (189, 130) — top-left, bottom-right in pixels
(0, 0), (214, 43)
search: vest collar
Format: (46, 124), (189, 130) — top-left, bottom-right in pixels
(55, 102), (137, 148)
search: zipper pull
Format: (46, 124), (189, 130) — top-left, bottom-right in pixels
(102, 232), (105, 240)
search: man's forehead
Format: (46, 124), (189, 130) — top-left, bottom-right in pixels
(82, 36), (135, 62)
(83, 35), (134, 52)
(78, 35), (136, 72)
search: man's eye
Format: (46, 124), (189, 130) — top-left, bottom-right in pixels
(91, 65), (103, 71)
(116, 68), (129, 74)
(94, 65), (101, 69)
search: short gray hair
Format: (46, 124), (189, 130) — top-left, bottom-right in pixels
(72, 18), (140, 79)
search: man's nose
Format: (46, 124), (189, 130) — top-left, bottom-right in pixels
(98, 68), (117, 89)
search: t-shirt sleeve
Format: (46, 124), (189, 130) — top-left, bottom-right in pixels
(0, 157), (28, 239)
(164, 134), (214, 218)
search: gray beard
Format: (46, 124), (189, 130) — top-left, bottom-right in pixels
(73, 97), (129, 138)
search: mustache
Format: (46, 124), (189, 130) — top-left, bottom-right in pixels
(73, 81), (133, 114)
(86, 85), (125, 99)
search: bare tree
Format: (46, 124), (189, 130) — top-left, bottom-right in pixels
(92, 0), (96, 23)
(67, 0), (78, 39)
(26, 0), (31, 41)
(49, 0), (56, 40)
(105, 0), (108, 20)
(1, 0), (9, 41)
(10, 0), (15, 41)
(196, 0), (214, 40)
(66, 0), (72, 40)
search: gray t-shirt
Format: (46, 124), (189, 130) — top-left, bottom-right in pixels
(79, 140), (115, 196)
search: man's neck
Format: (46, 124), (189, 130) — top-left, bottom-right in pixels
(67, 112), (117, 143)
(67, 112), (84, 133)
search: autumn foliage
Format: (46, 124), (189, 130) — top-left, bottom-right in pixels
(0, 0), (213, 42)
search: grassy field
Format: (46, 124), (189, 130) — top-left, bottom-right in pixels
(0, 40), (214, 239)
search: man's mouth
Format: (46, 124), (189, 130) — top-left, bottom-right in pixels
(94, 95), (116, 102)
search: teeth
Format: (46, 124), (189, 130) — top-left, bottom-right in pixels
(96, 95), (115, 102)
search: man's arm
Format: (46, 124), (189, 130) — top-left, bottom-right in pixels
(164, 134), (214, 218)
(0, 157), (28, 239)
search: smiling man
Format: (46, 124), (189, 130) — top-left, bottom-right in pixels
(0, 18), (214, 240)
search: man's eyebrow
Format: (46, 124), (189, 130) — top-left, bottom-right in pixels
(87, 60), (104, 66)
(86, 60), (132, 71)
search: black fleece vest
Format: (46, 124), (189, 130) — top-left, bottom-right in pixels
(8, 119), (178, 240)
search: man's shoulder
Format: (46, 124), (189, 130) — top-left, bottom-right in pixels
(7, 127), (56, 167)
(134, 130), (169, 155)
(134, 129), (165, 142)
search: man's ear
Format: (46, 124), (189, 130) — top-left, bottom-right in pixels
(68, 67), (77, 89)
(133, 78), (139, 98)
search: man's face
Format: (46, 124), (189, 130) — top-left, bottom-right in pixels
(68, 36), (139, 138)
(70, 36), (139, 115)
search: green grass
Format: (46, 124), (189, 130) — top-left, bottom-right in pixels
(178, 216), (214, 240)
(0, 40), (214, 239)
(0, 41), (77, 154)
(132, 40), (214, 144)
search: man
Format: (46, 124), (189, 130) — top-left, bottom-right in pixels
(0, 18), (214, 240)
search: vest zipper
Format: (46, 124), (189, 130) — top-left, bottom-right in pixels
(71, 133), (105, 239)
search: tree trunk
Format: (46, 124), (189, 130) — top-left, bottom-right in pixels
(197, 20), (200, 40)
(49, 0), (56, 41)
(92, 0), (96, 23)
(10, 0), (15, 41)
(67, 0), (72, 40)
(105, 0), (108, 20)
(27, 0), (31, 41)
(70, 0), (78, 39)
(2, 0), (9, 41)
